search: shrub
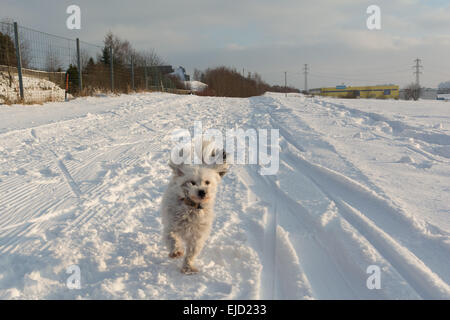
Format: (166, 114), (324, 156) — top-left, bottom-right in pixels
(195, 66), (299, 98)
(404, 83), (421, 101)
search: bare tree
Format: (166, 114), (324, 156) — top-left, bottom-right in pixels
(404, 83), (421, 101)
(101, 32), (164, 68)
(193, 69), (202, 81)
(45, 47), (62, 72)
(103, 32), (133, 66)
(71, 48), (91, 72)
(140, 49), (164, 66)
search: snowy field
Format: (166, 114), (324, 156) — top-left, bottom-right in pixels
(0, 92), (449, 299)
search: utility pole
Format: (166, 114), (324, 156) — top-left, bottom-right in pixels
(413, 58), (422, 86)
(303, 64), (309, 92)
(284, 71), (287, 97)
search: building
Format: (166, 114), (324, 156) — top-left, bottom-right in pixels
(144, 65), (174, 75)
(420, 88), (438, 100)
(170, 66), (190, 81)
(310, 85), (399, 99)
(437, 94), (450, 101)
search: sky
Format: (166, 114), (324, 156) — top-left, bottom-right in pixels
(2, 0), (450, 89)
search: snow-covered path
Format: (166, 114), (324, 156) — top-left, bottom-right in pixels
(0, 92), (449, 299)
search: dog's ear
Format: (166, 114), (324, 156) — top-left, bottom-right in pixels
(218, 170), (227, 178)
(169, 161), (185, 176)
(215, 163), (228, 178)
(216, 150), (229, 177)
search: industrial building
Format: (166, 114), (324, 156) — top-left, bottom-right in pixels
(310, 85), (399, 99)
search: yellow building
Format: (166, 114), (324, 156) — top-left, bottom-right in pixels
(311, 85), (399, 99)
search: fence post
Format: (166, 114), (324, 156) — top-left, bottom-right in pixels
(13, 22), (24, 101)
(110, 47), (114, 92)
(76, 38), (82, 93)
(65, 71), (69, 101)
(144, 61), (148, 91)
(130, 55), (135, 91)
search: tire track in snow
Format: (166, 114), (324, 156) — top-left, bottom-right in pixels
(240, 167), (357, 299)
(266, 97), (450, 249)
(249, 94), (450, 298)
(236, 169), (278, 299)
(280, 137), (450, 299)
(336, 199), (450, 299)
(261, 198), (277, 299)
(56, 159), (82, 198)
(48, 150), (82, 198)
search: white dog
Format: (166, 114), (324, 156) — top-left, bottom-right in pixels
(160, 142), (228, 274)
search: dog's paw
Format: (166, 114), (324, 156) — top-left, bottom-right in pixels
(169, 250), (184, 259)
(181, 264), (199, 274)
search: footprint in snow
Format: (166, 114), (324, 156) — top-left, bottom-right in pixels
(39, 167), (59, 178)
(398, 155), (415, 164)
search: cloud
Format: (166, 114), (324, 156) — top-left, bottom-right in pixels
(225, 43), (246, 51)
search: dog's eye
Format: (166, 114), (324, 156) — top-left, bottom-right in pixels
(190, 181), (196, 186)
(205, 180), (210, 185)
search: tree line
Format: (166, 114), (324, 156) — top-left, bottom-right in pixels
(193, 67), (300, 98)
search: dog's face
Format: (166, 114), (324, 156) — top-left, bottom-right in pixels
(169, 163), (227, 205)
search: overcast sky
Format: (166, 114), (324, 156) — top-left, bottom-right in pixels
(3, 0), (450, 88)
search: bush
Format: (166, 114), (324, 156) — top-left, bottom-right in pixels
(0, 32), (17, 67)
(66, 64), (79, 94)
(165, 75), (187, 90)
(404, 83), (421, 101)
(195, 67), (299, 98)
(270, 85), (300, 94)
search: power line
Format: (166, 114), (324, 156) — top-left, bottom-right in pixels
(263, 65), (414, 77)
(308, 73), (404, 83)
(309, 68), (411, 77)
(303, 64), (308, 92)
(413, 58), (423, 86)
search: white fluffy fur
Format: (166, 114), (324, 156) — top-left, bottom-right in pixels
(160, 142), (228, 274)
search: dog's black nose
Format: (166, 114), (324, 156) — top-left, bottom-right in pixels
(198, 190), (206, 198)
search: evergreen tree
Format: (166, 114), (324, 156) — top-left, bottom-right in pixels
(0, 31), (17, 67)
(85, 57), (95, 73)
(66, 64), (79, 93)
(101, 46), (110, 65)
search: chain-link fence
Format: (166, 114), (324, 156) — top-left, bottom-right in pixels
(0, 21), (190, 104)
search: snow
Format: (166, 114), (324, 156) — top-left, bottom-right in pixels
(0, 92), (449, 299)
(169, 67), (188, 81)
(184, 80), (207, 92)
(0, 71), (66, 104)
